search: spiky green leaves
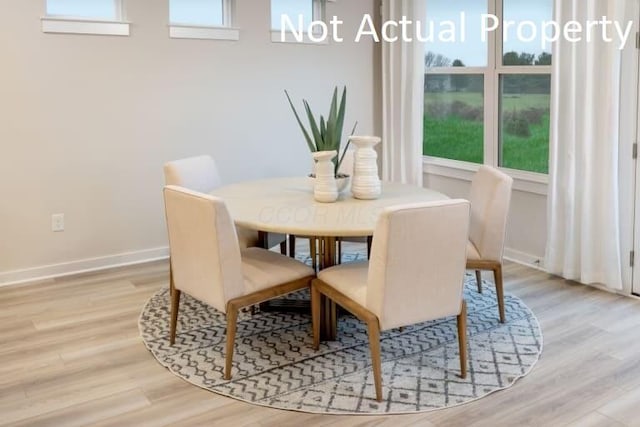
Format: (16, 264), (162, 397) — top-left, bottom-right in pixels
(285, 87), (353, 176)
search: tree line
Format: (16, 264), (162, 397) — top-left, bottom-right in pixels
(425, 51), (552, 94)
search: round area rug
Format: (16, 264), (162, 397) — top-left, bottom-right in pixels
(139, 265), (543, 415)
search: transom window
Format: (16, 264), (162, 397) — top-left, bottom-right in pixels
(424, 0), (552, 175)
(43, 0), (128, 35)
(46, 0), (120, 20)
(168, 0), (238, 40)
(271, 0), (324, 31)
(170, 0), (226, 27)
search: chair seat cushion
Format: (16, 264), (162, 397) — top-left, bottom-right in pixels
(467, 240), (481, 261)
(241, 247), (314, 293)
(317, 261), (369, 307)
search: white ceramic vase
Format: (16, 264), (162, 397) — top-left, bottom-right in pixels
(350, 136), (381, 200)
(313, 151), (339, 203)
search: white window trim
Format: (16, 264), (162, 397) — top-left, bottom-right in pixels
(169, 0), (239, 41)
(270, 30), (329, 44)
(170, 25), (239, 41)
(423, 157), (548, 196)
(423, 0), (552, 189)
(271, 0), (326, 44)
(41, 16), (130, 36)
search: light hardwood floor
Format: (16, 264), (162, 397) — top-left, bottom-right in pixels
(2, 258), (640, 426)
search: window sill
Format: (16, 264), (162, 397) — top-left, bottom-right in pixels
(270, 30), (328, 44)
(423, 157), (548, 196)
(42, 17), (129, 36)
(169, 25), (239, 41)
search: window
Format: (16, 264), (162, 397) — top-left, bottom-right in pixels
(271, 0), (325, 43)
(424, 0), (552, 175)
(42, 0), (128, 36)
(170, 0), (224, 27)
(169, 0), (238, 40)
(46, 0), (119, 20)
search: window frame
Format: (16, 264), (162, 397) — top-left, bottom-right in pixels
(423, 0), (551, 191)
(42, 0), (129, 36)
(270, 0), (327, 44)
(169, 0), (239, 41)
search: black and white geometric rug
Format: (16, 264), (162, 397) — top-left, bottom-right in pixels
(139, 254), (542, 415)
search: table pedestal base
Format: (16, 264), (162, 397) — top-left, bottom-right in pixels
(318, 236), (338, 341)
(258, 233), (339, 341)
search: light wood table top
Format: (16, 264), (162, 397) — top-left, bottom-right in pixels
(210, 177), (448, 237)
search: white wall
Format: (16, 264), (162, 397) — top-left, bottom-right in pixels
(0, 0), (379, 283)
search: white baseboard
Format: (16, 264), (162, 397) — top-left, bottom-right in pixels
(0, 247), (169, 287)
(503, 247), (546, 271)
(0, 245), (545, 288)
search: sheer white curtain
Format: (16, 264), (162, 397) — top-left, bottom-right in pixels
(381, 0), (426, 185)
(545, 0), (627, 290)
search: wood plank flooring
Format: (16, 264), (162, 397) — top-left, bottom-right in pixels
(2, 258), (640, 426)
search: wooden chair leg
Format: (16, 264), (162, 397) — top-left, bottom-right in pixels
(366, 236), (372, 259)
(366, 317), (383, 402)
(457, 299), (468, 379)
(337, 238), (342, 264)
(494, 264), (506, 323)
(280, 240), (287, 255)
(311, 281), (321, 350)
(224, 305), (239, 380)
(310, 237), (317, 271)
(475, 270), (483, 293)
(169, 262), (174, 298)
(288, 234), (296, 258)
(169, 289), (181, 345)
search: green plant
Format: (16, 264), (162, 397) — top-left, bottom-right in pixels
(285, 86), (356, 176)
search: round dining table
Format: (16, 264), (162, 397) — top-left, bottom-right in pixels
(211, 177), (449, 340)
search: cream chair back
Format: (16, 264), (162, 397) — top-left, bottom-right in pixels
(469, 166), (513, 262)
(164, 155), (222, 194)
(366, 199), (470, 331)
(163, 185), (244, 313)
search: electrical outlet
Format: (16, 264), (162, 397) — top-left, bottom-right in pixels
(51, 214), (64, 232)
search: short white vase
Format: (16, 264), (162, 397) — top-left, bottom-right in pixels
(307, 174), (351, 193)
(313, 151), (339, 203)
(350, 136), (381, 200)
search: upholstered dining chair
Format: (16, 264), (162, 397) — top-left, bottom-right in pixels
(311, 199), (471, 402)
(163, 185), (315, 380)
(163, 155), (287, 254)
(467, 165), (513, 323)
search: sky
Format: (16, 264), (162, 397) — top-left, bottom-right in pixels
(47, 0), (118, 20)
(271, 0), (313, 30)
(426, 0), (553, 67)
(169, 0), (224, 27)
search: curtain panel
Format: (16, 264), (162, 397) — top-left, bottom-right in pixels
(381, 0), (426, 185)
(545, 0), (628, 290)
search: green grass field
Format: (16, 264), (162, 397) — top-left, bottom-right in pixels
(426, 92), (550, 110)
(423, 92), (550, 174)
